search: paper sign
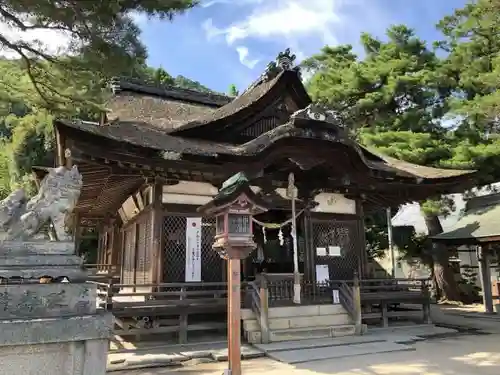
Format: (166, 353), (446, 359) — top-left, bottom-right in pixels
(328, 246), (341, 256)
(185, 217), (202, 282)
(316, 247), (327, 256)
(332, 289), (340, 304)
(316, 264), (330, 283)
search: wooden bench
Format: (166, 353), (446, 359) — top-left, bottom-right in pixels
(360, 279), (431, 327)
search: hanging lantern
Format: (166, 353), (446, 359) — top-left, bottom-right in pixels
(198, 172), (269, 259)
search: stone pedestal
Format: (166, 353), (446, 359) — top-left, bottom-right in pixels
(0, 241), (112, 375)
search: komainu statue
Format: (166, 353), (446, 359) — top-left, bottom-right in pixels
(0, 165), (83, 242)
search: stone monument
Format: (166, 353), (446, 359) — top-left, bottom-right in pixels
(0, 153), (112, 375)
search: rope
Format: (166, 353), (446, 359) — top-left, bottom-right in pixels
(251, 208), (305, 229)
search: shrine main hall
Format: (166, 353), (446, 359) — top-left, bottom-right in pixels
(40, 50), (476, 336)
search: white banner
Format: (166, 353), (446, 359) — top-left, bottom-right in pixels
(185, 217), (202, 282)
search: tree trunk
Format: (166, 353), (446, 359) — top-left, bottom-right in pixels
(423, 213), (461, 301)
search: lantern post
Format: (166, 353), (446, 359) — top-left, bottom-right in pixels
(198, 173), (268, 375)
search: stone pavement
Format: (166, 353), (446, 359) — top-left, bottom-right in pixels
(107, 324), (459, 371)
(107, 341), (265, 372)
(109, 333), (500, 375)
(107, 304), (500, 373)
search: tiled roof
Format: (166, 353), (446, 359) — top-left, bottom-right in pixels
(431, 193), (500, 242)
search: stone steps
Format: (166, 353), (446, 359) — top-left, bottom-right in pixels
(266, 341), (414, 364)
(242, 304), (357, 344)
(243, 312), (351, 332)
(267, 324), (356, 343)
(253, 335), (386, 352)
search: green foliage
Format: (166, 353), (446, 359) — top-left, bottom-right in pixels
(437, 0), (500, 129)
(151, 66), (175, 85)
(173, 75), (218, 93)
(304, 5), (500, 299)
(364, 211), (389, 259)
(0, 0), (198, 110)
(228, 84), (239, 96)
(304, 25), (449, 134)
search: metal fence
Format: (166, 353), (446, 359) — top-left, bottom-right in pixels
(162, 215), (223, 283)
(312, 218), (361, 280)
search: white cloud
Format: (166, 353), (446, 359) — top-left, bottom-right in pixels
(201, 0), (264, 8)
(235, 46), (259, 69)
(0, 17), (73, 59)
(223, 0), (341, 45)
(201, 0), (351, 69)
(202, 0), (347, 45)
(202, 19), (224, 40)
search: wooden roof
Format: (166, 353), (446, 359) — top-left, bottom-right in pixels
(49, 49), (479, 218)
(431, 193), (500, 244)
(105, 77), (232, 132)
(105, 49), (309, 139)
(33, 163), (144, 219)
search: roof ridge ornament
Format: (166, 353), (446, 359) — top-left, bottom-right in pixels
(277, 48), (296, 71)
(291, 103), (343, 126)
(262, 48), (301, 81)
(243, 48), (302, 94)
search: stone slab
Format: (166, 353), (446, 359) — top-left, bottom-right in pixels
(0, 282), (96, 319)
(254, 335), (386, 353)
(211, 346), (265, 361)
(179, 342), (227, 359)
(367, 324), (458, 343)
(0, 312), (112, 346)
(0, 267), (87, 281)
(269, 324), (356, 342)
(267, 341), (414, 364)
(243, 313), (351, 332)
(0, 339), (108, 375)
(125, 353), (187, 366)
(0, 254), (83, 267)
(0, 241), (75, 255)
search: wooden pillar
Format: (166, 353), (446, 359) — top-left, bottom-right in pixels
(356, 199), (368, 278)
(54, 128), (66, 167)
(477, 245), (494, 314)
(227, 258), (242, 375)
(151, 178), (164, 284)
(112, 221), (122, 268)
(302, 206), (315, 283)
(96, 222), (104, 268)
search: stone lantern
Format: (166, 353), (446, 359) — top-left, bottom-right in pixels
(198, 172), (268, 375)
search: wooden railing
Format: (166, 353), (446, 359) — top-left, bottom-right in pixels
(359, 278), (431, 327)
(89, 276), (431, 345)
(247, 278), (270, 343)
(84, 263), (120, 284)
(89, 280), (231, 344)
(251, 273), (362, 335)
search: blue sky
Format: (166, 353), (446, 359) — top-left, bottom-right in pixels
(134, 0), (470, 94)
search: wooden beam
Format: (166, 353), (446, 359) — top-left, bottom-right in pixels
(151, 178), (164, 284)
(55, 127), (65, 167)
(135, 192), (145, 211)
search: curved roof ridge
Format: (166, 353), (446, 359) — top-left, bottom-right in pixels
(109, 76), (232, 107)
(170, 48), (308, 135)
(364, 149), (476, 179)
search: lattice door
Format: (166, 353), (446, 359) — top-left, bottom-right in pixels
(122, 226), (135, 284)
(162, 215), (222, 282)
(312, 218), (361, 280)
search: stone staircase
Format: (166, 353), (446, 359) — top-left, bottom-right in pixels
(242, 304), (359, 344)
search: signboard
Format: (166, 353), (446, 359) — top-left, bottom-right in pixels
(315, 264), (330, 283)
(185, 217), (202, 282)
(328, 246), (342, 257)
(312, 193), (356, 214)
(332, 289), (340, 304)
